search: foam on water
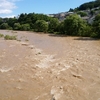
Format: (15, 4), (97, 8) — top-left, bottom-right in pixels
(0, 67), (13, 73)
(36, 55), (55, 68)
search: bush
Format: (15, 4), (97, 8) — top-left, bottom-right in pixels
(0, 23), (9, 29)
(90, 32), (98, 38)
(57, 22), (65, 34)
(77, 11), (87, 17)
(8, 27), (13, 30)
(13, 23), (21, 30)
(20, 24), (30, 31)
(0, 34), (4, 37)
(34, 20), (48, 32)
(4, 35), (17, 40)
(48, 18), (59, 33)
(92, 14), (100, 38)
(64, 14), (88, 36)
(79, 25), (92, 37)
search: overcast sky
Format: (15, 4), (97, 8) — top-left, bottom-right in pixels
(0, 0), (94, 18)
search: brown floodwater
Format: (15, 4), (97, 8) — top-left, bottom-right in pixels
(0, 30), (100, 100)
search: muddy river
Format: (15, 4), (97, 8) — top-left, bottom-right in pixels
(0, 30), (100, 100)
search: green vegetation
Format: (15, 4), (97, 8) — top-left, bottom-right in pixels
(4, 35), (17, 40)
(78, 0), (100, 10)
(34, 20), (48, 32)
(0, 33), (4, 37)
(0, 0), (100, 38)
(0, 34), (17, 40)
(25, 39), (29, 41)
(13, 23), (21, 30)
(64, 14), (88, 36)
(20, 24), (30, 31)
(77, 11), (87, 17)
(92, 14), (100, 38)
(48, 18), (59, 33)
(0, 23), (9, 29)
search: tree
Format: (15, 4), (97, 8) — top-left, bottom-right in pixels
(0, 23), (9, 29)
(13, 23), (21, 30)
(34, 20), (48, 32)
(78, 0), (100, 10)
(7, 17), (18, 27)
(0, 18), (3, 25)
(64, 14), (88, 36)
(69, 8), (74, 12)
(18, 13), (27, 24)
(92, 14), (100, 38)
(20, 24), (30, 31)
(57, 22), (65, 34)
(48, 18), (59, 33)
(77, 11), (87, 17)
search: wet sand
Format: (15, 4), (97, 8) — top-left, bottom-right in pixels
(0, 30), (100, 100)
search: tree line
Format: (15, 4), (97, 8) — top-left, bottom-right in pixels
(78, 0), (100, 10)
(0, 12), (100, 38)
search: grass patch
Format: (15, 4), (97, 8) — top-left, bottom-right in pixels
(25, 39), (29, 41)
(0, 33), (4, 38)
(12, 31), (17, 33)
(17, 39), (21, 42)
(4, 35), (17, 40)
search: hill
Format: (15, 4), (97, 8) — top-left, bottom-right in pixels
(48, 0), (100, 24)
(78, 0), (100, 10)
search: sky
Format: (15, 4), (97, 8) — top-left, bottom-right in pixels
(0, 0), (94, 18)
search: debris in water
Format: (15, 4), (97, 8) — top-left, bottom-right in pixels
(72, 74), (82, 79)
(21, 42), (29, 46)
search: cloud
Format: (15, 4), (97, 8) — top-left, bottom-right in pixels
(2, 15), (16, 18)
(0, 0), (19, 14)
(0, 9), (12, 14)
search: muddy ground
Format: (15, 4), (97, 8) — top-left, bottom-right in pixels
(0, 30), (100, 100)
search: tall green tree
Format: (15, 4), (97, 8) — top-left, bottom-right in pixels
(64, 14), (88, 36)
(48, 18), (59, 33)
(0, 18), (3, 25)
(20, 24), (30, 31)
(7, 17), (18, 27)
(92, 14), (100, 38)
(18, 13), (27, 24)
(57, 22), (65, 34)
(13, 23), (21, 30)
(34, 20), (48, 32)
(0, 23), (9, 29)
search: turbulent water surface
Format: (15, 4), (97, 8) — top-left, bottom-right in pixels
(0, 30), (100, 100)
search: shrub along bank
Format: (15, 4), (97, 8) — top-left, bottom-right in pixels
(0, 13), (100, 38)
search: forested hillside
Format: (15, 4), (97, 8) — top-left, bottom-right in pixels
(0, 0), (100, 38)
(78, 0), (100, 10)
